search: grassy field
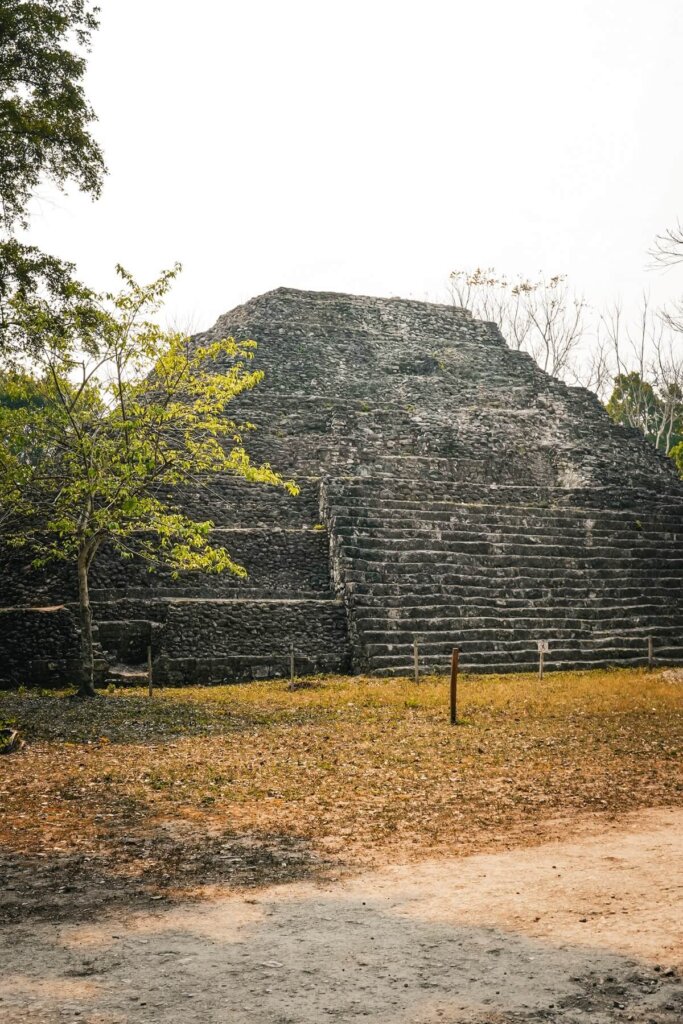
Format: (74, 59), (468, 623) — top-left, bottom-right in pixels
(0, 667), (681, 921)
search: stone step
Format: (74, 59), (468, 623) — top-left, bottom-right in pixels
(366, 641), (683, 668)
(348, 591), (679, 614)
(328, 489), (682, 514)
(350, 598), (680, 619)
(368, 648), (683, 675)
(353, 613), (682, 634)
(332, 517), (681, 542)
(331, 477), (681, 502)
(353, 611), (678, 629)
(336, 516), (681, 535)
(336, 523), (682, 545)
(338, 543), (682, 569)
(350, 590), (678, 608)
(330, 494), (680, 516)
(361, 628), (681, 655)
(327, 497), (679, 524)
(333, 507), (680, 527)
(332, 523), (683, 549)
(343, 566), (683, 586)
(342, 563), (683, 584)
(348, 597), (681, 624)
(350, 577), (682, 597)
(339, 544), (679, 569)
(106, 664), (149, 686)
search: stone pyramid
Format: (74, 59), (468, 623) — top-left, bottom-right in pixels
(2, 287), (682, 685)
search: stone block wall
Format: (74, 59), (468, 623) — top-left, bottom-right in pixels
(0, 607), (80, 686)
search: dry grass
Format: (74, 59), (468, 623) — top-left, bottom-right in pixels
(0, 667), (681, 920)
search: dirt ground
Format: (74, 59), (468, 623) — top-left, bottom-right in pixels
(1, 670), (680, 1020)
(1, 807), (681, 1024)
(1, 668), (680, 925)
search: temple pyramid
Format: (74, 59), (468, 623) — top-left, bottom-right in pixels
(2, 287), (682, 684)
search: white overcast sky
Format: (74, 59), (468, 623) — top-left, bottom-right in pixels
(23, 0), (683, 331)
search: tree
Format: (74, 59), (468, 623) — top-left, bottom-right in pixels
(0, 266), (297, 697)
(449, 268), (587, 379)
(0, 239), (101, 362)
(649, 221), (683, 269)
(670, 440), (683, 478)
(0, 0), (104, 230)
(1, 1), (105, 356)
(606, 371), (682, 453)
(597, 298), (683, 456)
(581, 285), (682, 467)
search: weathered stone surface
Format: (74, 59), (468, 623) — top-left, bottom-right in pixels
(1, 287), (682, 684)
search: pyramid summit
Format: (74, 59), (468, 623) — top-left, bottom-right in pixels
(2, 287), (682, 685)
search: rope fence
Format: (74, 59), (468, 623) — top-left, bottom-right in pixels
(142, 634), (672, 698)
(411, 632), (669, 685)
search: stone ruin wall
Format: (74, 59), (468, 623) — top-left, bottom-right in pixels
(1, 288), (682, 685)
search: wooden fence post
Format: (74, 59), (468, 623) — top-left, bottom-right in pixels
(450, 648), (460, 725)
(289, 642), (295, 688)
(647, 635), (653, 670)
(147, 645), (153, 698)
(413, 639), (419, 684)
(537, 640), (548, 681)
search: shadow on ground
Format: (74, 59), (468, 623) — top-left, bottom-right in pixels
(0, 824), (336, 927)
(0, 690), (333, 745)
(0, 881), (680, 1023)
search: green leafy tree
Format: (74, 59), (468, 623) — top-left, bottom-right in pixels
(0, 266), (297, 696)
(0, 0), (104, 230)
(671, 440), (683, 478)
(606, 370), (683, 457)
(0, 239), (101, 362)
(1, 1), (105, 355)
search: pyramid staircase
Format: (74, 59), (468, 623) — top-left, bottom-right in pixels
(324, 478), (683, 674)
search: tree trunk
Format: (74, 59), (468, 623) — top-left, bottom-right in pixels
(77, 546), (96, 697)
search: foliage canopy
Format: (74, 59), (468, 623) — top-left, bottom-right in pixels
(0, 1), (105, 358)
(606, 370), (683, 457)
(0, 0), (105, 231)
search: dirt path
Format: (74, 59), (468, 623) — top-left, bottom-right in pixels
(1, 807), (681, 1023)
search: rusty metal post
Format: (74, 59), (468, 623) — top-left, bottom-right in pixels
(647, 635), (653, 670)
(450, 648), (460, 725)
(147, 645), (153, 698)
(413, 639), (419, 684)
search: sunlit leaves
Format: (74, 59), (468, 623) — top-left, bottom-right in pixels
(0, 265), (298, 580)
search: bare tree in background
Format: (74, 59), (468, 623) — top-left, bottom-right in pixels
(449, 268), (587, 379)
(649, 221), (683, 268)
(448, 261), (682, 473)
